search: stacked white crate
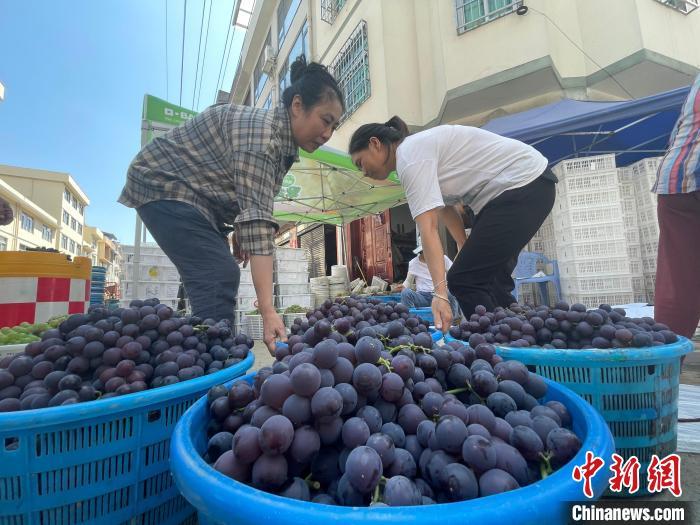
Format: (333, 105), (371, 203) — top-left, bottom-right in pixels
(630, 157), (661, 302)
(274, 247), (313, 310)
(551, 155), (635, 308)
(618, 167), (647, 303)
(234, 266), (256, 335)
(121, 244), (181, 309)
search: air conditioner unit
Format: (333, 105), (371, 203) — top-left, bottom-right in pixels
(262, 45), (277, 75)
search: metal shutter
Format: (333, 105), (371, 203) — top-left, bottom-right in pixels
(299, 225), (326, 278)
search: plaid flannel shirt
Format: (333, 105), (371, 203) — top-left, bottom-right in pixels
(118, 104), (298, 255)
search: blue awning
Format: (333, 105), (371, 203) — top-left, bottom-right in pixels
(482, 86), (691, 167)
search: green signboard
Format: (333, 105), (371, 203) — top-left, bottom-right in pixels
(141, 94), (197, 146)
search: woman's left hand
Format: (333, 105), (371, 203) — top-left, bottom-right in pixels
(432, 296), (453, 333)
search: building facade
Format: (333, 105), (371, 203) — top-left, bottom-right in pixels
(0, 178), (58, 252)
(0, 164), (89, 258)
(229, 0), (699, 285)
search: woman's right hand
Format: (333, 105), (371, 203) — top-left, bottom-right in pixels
(262, 309), (287, 356)
(432, 295), (453, 333)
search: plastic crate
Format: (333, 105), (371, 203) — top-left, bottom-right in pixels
(275, 270), (309, 283)
(169, 372), (614, 525)
(274, 247), (308, 261)
(244, 314), (264, 340)
(409, 307), (433, 323)
(238, 283), (256, 297)
(276, 294), (313, 309)
(274, 259), (309, 273)
(0, 353), (254, 525)
(124, 264), (180, 282)
(235, 296), (258, 312)
(123, 281), (180, 301)
(239, 269), (253, 284)
(275, 283), (310, 296)
(561, 276), (633, 295)
(496, 338), (693, 496)
(563, 293), (635, 309)
(124, 253), (174, 266)
(283, 312), (307, 328)
(367, 294), (401, 303)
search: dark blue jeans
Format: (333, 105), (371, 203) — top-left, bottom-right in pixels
(137, 200), (239, 322)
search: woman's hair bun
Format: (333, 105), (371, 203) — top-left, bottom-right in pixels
(290, 55), (309, 84)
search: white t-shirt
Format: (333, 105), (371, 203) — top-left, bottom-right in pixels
(396, 125), (548, 218)
(403, 255), (453, 293)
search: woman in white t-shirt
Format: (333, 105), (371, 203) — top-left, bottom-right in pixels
(349, 116), (556, 331)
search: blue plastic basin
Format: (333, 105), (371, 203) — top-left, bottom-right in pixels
(170, 373), (615, 525)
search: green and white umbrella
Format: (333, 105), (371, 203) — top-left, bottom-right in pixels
(274, 146), (406, 225)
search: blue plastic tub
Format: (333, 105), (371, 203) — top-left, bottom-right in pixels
(368, 294), (401, 303)
(496, 338), (693, 496)
(0, 352), (254, 525)
(428, 327), (443, 344)
(170, 373), (615, 525)
(409, 307), (433, 323)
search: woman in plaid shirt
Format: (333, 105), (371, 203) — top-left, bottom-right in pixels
(119, 57), (344, 354)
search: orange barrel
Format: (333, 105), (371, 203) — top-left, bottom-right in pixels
(0, 252), (91, 327)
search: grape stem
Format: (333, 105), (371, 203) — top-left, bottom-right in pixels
(539, 451), (553, 478)
(376, 357), (393, 371)
(303, 473), (320, 490)
(372, 483), (381, 503)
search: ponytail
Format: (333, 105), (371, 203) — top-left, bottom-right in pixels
(348, 115), (410, 154)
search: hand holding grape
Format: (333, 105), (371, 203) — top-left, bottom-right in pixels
(432, 294), (452, 333)
(262, 310), (287, 356)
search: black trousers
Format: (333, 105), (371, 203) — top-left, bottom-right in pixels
(137, 200), (240, 322)
(447, 172), (556, 316)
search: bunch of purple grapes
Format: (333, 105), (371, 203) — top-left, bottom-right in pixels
(288, 297), (433, 344)
(0, 298), (252, 412)
(205, 313), (582, 507)
(448, 302), (679, 350)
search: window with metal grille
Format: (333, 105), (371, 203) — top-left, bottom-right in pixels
(77, 223), (83, 235)
(64, 189), (71, 201)
(455, 0), (521, 34)
(69, 239), (76, 253)
(254, 31), (272, 102)
(278, 0), (302, 47)
(0, 235), (7, 251)
(71, 217), (77, 230)
(278, 20), (309, 95)
(654, 0), (699, 13)
(61, 234), (68, 250)
(63, 210), (70, 225)
(321, 0), (347, 24)
(20, 212), (33, 232)
(330, 21), (370, 122)
(262, 92), (272, 109)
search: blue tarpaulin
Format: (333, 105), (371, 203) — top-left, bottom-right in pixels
(482, 86), (691, 167)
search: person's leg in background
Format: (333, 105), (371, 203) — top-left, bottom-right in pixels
(400, 288), (432, 308)
(448, 176), (555, 317)
(654, 191), (700, 340)
(137, 200), (240, 322)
